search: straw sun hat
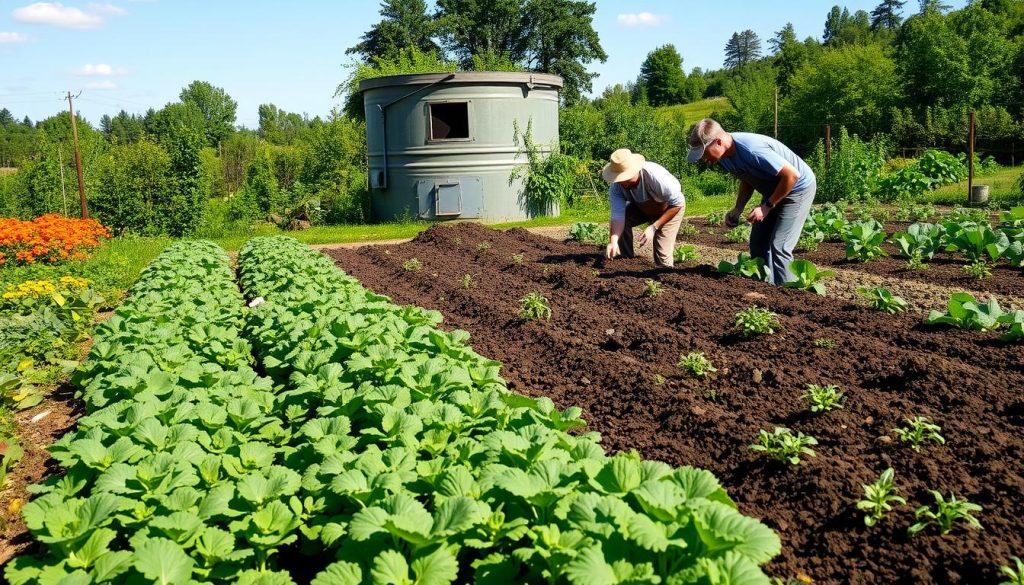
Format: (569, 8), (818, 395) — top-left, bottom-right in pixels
(601, 149), (645, 184)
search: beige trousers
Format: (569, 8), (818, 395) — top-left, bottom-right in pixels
(618, 202), (684, 267)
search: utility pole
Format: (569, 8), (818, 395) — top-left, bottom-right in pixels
(66, 91), (88, 219)
(967, 111), (975, 204)
(773, 87), (778, 139)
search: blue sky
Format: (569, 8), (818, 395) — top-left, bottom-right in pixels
(0, 0), (967, 128)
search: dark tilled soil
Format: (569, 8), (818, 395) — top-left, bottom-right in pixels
(328, 223), (1024, 585)
(683, 220), (1024, 300)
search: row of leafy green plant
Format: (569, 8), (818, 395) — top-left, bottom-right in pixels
(5, 241), (297, 584)
(235, 235), (783, 584)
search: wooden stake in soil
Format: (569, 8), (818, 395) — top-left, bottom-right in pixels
(968, 110), (975, 205)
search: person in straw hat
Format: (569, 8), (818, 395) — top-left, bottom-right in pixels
(686, 118), (816, 285)
(602, 148), (686, 267)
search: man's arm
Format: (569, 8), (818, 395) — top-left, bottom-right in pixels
(726, 181), (755, 227)
(747, 163), (800, 224)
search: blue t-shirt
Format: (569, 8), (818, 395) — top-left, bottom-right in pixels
(718, 133), (815, 197)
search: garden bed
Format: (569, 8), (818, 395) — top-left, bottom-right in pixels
(328, 223), (1024, 585)
(684, 219), (1024, 299)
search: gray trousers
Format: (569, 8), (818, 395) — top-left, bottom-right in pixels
(750, 184), (815, 284)
(619, 203), (685, 267)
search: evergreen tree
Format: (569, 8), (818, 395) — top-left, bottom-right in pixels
(769, 22), (797, 55)
(870, 0), (907, 31)
(724, 30), (762, 69)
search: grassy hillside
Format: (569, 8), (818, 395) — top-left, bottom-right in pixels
(655, 97), (733, 127)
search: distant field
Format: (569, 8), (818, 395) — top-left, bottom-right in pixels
(0, 167), (16, 175)
(655, 97), (733, 126)
(928, 165), (1023, 205)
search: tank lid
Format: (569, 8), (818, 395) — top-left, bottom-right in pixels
(359, 71), (563, 92)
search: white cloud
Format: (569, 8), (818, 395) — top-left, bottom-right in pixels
(12, 2), (104, 29)
(0, 32), (31, 43)
(616, 12), (666, 27)
(84, 80), (117, 90)
(74, 63), (127, 76)
(87, 3), (127, 16)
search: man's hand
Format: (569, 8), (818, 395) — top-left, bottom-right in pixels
(637, 225), (657, 248)
(725, 208), (742, 228)
(747, 203), (770, 224)
(606, 240), (621, 259)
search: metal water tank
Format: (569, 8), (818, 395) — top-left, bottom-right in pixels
(360, 72), (563, 222)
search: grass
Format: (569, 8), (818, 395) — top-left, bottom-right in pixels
(655, 97), (733, 126)
(927, 166), (1023, 207)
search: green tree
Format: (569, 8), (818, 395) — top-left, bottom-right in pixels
(257, 104), (311, 145)
(919, 0), (952, 15)
(91, 139), (173, 234)
(784, 44), (901, 146)
(179, 80), (237, 148)
(721, 64), (777, 135)
(298, 113), (368, 223)
(433, 0), (606, 103)
(101, 110), (145, 144)
(823, 6), (849, 44)
(638, 44), (688, 106)
(724, 30), (762, 69)
(162, 119), (206, 235)
(870, 0), (907, 31)
(347, 0), (439, 62)
(770, 23), (808, 94)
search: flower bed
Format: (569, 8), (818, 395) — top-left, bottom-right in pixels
(0, 215), (111, 266)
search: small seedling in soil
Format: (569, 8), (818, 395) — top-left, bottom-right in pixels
(476, 241), (492, 252)
(511, 253), (525, 265)
(963, 260), (992, 279)
(735, 306), (780, 337)
(814, 338), (836, 349)
(726, 224), (752, 243)
(644, 279), (663, 298)
(705, 388), (720, 401)
(678, 351), (716, 377)
(749, 427), (818, 465)
(383, 249), (391, 256)
(461, 274), (475, 289)
(519, 292), (552, 321)
(1000, 557), (1024, 585)
(590, 269), (600, 278)
(856, 468), (906, 527)
(857, 287), (908, 314)
(402, 258), (423, 272)
(802, 384), (844, 413)
(892, 416), (945, 450)
(907, 491), (982, 537)
(652, 374), (666, 386)
(797, 234), (821, 252)
(906, 253), (929, 270)
(678, 221), (699, 237)
(706, 209), (727, 225)
(453, 237), (462, 246)
(673, 244), (698, 263)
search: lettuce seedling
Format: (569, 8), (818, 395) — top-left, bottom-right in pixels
(892, 416), (945, 450)
(925, 292), (1005, 331)
(907, 491), (982, 537)
(734, 306), (780, 337)
(519, 292), (552, 321)
(945, 224), (1009, 263)
(644, 279), (663, 298)
(749, 427), (817, 465)
(802, 384), (844, 413)
(678, 352), (716, 378)
(1000, 310), (1024, 343)
(843, 220), (888, 262)
(857, 287), (907, 314)
(402, 258), (423, 272)
(718, 253), (768, 281)
(856, 468), (906, 527)
(726, 224), (752, 243)
(963, 260), (992, 279)
(783, 260), (835, 295)
(673, 244), (698, 263)
(1000, 557), (1024, 585)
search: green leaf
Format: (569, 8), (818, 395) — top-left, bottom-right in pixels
(564, 544), (617, 585)
(133, 538), (195, 585)
(311, 561), (363, 585)
(591, 455), (643, 495)
(91, 550), (133, 583)
(411, 546), (459, 585)
(431, 496), (488, 537)
(371, 550), (411, 585)
(692, 502), (781, 565)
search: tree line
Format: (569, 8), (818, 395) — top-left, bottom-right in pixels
(628, 0), (1024, 154)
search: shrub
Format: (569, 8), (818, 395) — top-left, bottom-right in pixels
(735, 306), (780, 336)
(807, 128), (887, 203)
